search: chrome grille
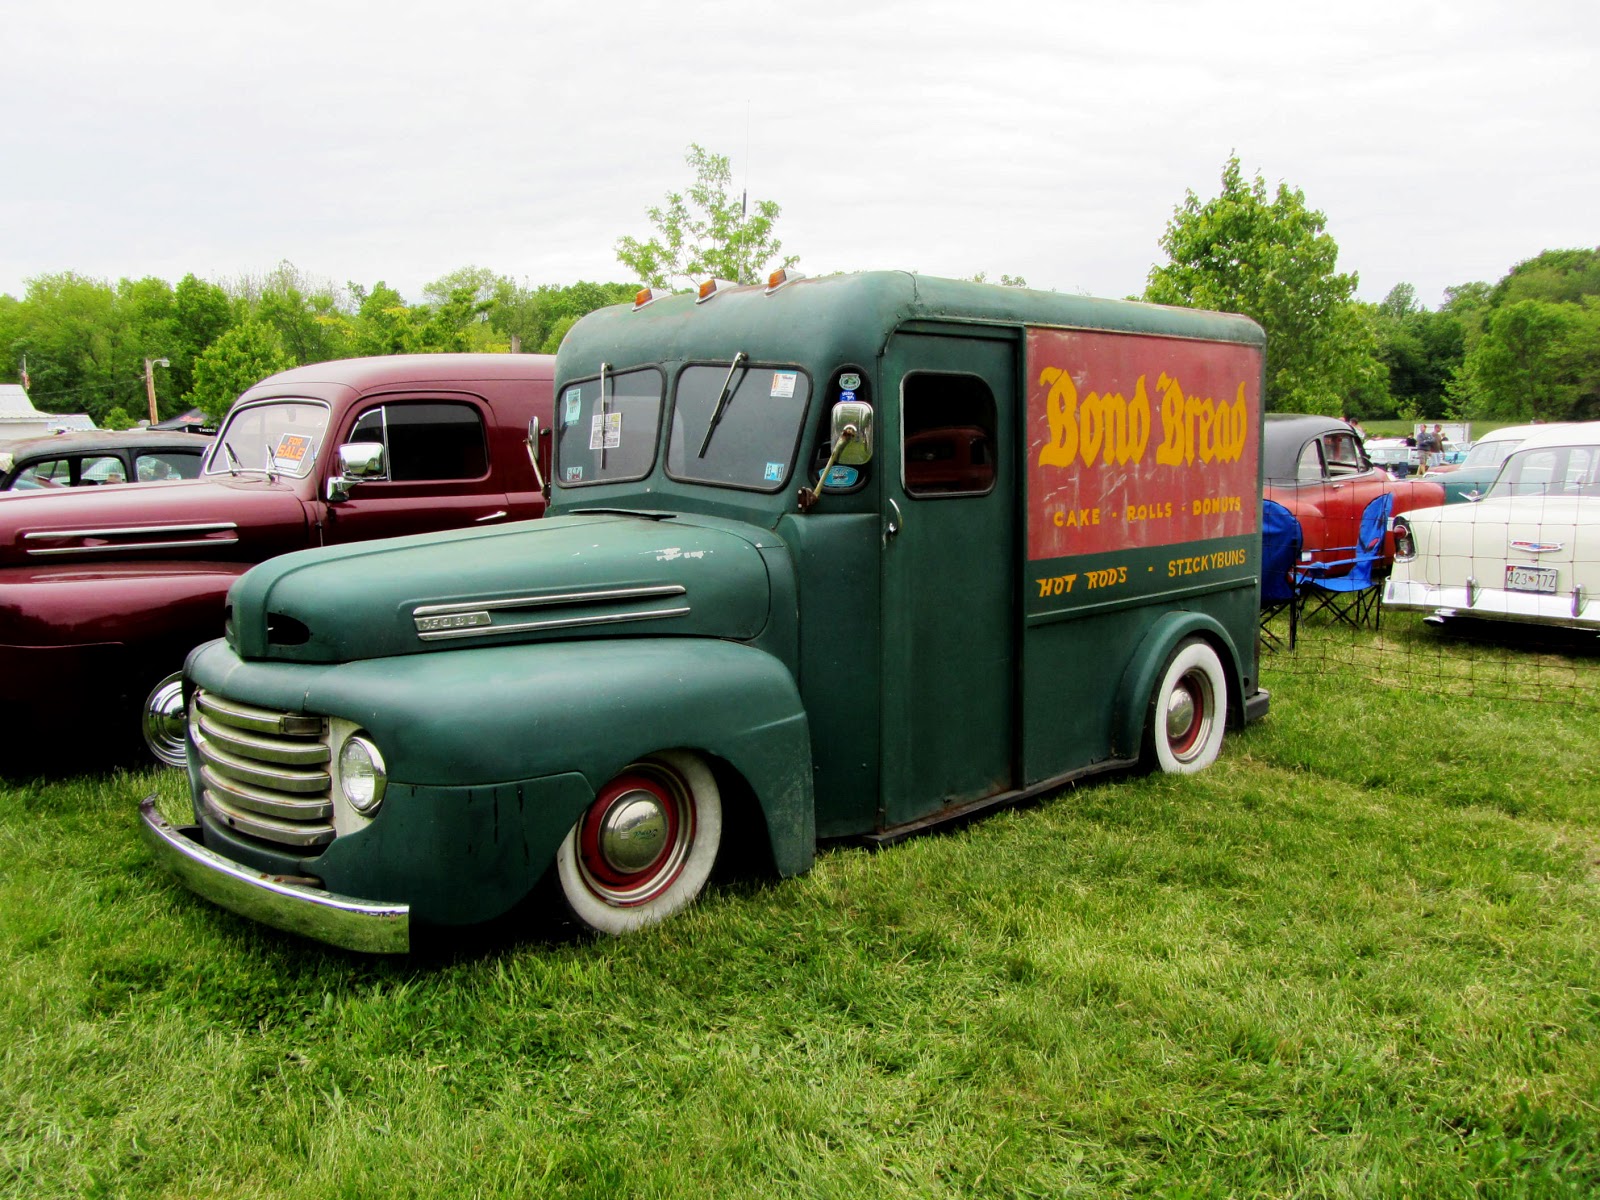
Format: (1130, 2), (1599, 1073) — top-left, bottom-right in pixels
(194, 690), (334, 849)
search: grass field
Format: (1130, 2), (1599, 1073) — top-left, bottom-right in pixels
(2, 623), (1597, 1198)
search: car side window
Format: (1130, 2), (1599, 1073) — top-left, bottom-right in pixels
(348, 402), (488, 482)
(136, 452), (201, 482)
(1296, 441), (1323, 483)
(1322, 432), (1365, 478)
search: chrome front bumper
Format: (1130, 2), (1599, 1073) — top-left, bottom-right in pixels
(138, 796), (410, 953)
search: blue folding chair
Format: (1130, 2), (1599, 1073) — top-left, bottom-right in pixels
(1259, 499), (1302, 650)
(1298, 492), (1392, 630)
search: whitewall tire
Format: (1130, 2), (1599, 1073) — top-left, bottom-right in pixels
(555, 750), (722, 935)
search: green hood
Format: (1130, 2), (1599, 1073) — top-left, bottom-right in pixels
(226, 512), (775, 664)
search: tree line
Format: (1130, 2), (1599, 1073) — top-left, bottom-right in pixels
(2, 146), (1596, 427)
(0, 265), (636, 425)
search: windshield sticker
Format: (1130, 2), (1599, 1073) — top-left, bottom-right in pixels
(273, 434), (313, 472)
(589, 412), (622, 450)
(563, 465), (584, 482)
(770, 372), (798, 399)
(563, 388), (582, 425)
(764, 461), (785, 482)
(839, 372), (861, 391)
(824, 465), (859, 488)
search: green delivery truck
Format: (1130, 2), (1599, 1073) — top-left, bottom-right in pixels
(140, 271), (1270, 952)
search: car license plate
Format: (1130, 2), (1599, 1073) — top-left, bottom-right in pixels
(1505, 564), (1558, 594)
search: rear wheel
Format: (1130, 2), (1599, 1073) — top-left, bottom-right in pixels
(1145, 639), (1227, 774)
(554, 750), (722, 935)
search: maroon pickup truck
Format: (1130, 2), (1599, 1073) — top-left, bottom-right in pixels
(1, 353), (553, 768)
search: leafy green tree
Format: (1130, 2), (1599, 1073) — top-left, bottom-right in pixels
(616, 144), (798, 290)
(170, 274), (237, 400)
(1363, 283), (1469, 421)
(101, 405), (137, 431)
(348, 281), (422, 356)
(1489, 248), (1600, 308)
(187, 321), (293, 422)
(1455, 298), (1600, 422)
(1144, 156), (1384, 415)
(489, 279), (637, 352)
(244, 261), (353, 365)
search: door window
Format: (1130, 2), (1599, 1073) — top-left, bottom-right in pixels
(901, 372), (997, 497)
(348, 402), (488, 481)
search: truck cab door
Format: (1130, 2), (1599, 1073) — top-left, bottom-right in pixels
(879, 332), (1018, 829)
(319, 396), (513, 545)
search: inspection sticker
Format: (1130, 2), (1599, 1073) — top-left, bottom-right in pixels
(589, 412), (622, 450)
(764, 461), (784, 481)
(770, 372), (798, 399)
(563, 388), (582, 425)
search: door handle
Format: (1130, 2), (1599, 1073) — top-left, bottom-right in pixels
(885, 497), (902, 543)
(474, 510), (508, 523)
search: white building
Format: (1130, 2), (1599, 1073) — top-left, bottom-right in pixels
(0, 384), (96, 439)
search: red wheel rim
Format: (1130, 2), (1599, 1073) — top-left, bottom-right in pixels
(575, 765), (695, 907)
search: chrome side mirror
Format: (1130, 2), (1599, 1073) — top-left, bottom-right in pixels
(798, 401), (876, 513)
(525, 415), (547, 494)
(325, 442), (386, 502)
(832, 400), (873, 465)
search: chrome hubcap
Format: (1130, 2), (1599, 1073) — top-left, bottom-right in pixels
(599, 790), (670, 873)
(1166, 686), (1197, 744)
(142, 671), (189, 768)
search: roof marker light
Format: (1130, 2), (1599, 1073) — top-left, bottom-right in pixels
(632, 287), (669, 311)
(695, 278), (740, 304)
(765, 269), (806, 294)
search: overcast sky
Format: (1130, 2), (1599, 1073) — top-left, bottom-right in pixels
(4, 0), (1595, 311)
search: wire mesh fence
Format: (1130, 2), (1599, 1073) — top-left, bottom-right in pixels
(1259, 604), (1600, 710)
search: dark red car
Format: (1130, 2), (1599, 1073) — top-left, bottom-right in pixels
(0, 354), (554, 768)
(1263, 414), (1445, 571)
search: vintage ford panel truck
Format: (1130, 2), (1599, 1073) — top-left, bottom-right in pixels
(140, 272), (1269, 951)
(2, 354), (553, 766)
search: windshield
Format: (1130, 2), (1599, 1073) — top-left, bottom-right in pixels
(1462, 438), (1520, 469)
(1487, 443), (1600, 498)
(666, 362), (811, 491)
(206, 400), (330, 478)
(554, 367), (665, 487)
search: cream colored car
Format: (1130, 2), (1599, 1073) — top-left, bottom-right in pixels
(1385, 422), (1600, 631)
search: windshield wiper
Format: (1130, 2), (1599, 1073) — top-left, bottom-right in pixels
(221, 441), (244, 476)
(697, 351), (747, 458)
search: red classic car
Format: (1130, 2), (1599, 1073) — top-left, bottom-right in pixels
(1, 354), (553, 770)
(1263, 414), (1446, 572)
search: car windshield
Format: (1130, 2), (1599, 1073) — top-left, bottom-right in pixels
(1487, 443), (1600, 498)
(1462, 438), (1520, 469)
(554, 367), (665, 487)
(666, 362), (811, 491)
(206, 400), (330, 478)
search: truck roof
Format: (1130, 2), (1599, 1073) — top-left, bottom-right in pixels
(560, 272), (1264, 373)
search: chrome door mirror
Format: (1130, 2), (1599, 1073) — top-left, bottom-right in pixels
(325, 442), (386, 502)
(525, 415), (547, 494)
(832, 400), (873, 465)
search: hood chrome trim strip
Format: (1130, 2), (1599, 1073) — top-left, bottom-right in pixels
(24, 521), (240, 555)
(412, 584), (686, 619)
(417, 605), (691, 642)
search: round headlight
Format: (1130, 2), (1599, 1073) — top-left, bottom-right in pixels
(339, 735), (388, 814)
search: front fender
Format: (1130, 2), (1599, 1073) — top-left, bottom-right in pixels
(188, 637), (817, 877)
(1109, 610), (1244, 760)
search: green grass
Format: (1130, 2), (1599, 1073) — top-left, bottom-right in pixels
(3, 629), (1598, 1198)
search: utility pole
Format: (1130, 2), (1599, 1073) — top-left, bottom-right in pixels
(143, 357), (170, 425)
